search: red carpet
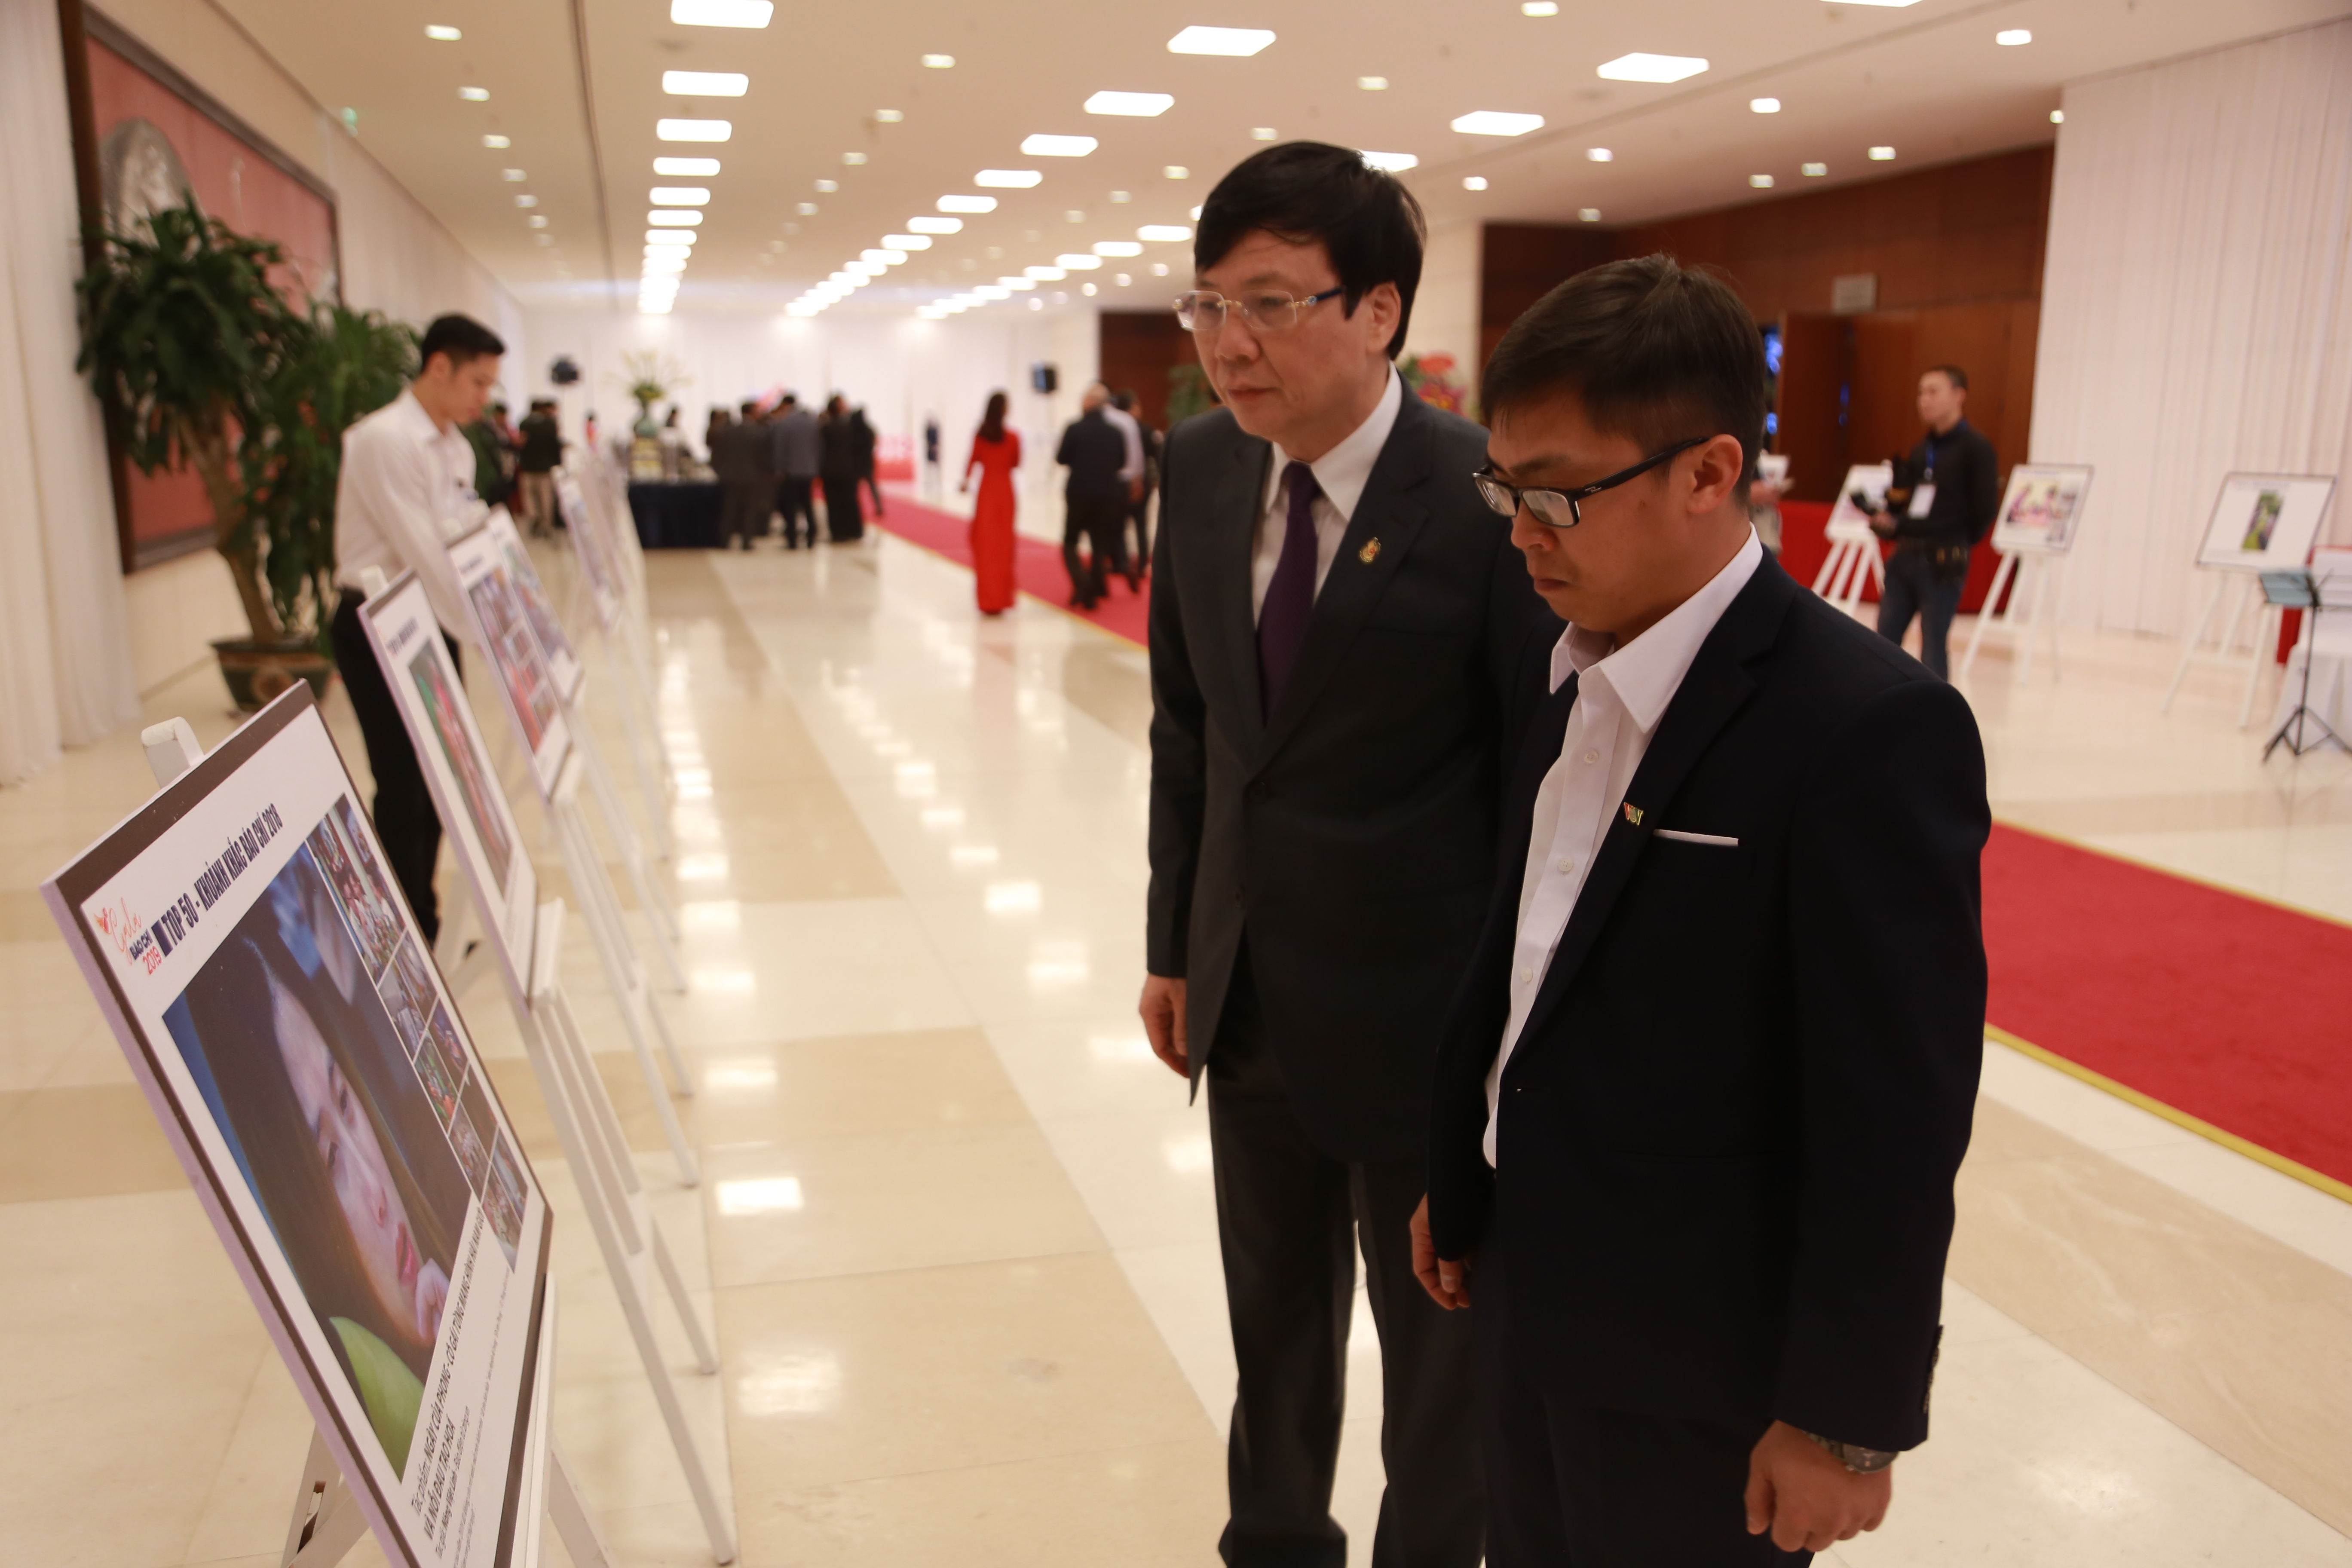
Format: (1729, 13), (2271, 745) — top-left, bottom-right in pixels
(869, 493), (1148, 647)
(1984, 823), (2352, 1193)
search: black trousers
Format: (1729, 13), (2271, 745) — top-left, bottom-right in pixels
(329, 590), (457, 942)
(1062, 495), (1125, 606)
(722, 480), (771, 547)
(1125, 488), (1153, 579)
(1876, 547), (1965, 681)
(821, 473), (864, 540)
(1476, 1239), (1809, 1568)
(775, 476), (818, 546)
(1206, 957), (1483, 1568)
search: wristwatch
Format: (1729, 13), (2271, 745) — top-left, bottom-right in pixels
(1802, 1430), (1898, 1474)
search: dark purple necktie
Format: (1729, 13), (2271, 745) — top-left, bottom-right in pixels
(1258, 460), (1320, 714)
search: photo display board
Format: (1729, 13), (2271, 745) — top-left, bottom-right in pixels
(2195, 473), (2337, 572)
(1992, 464), (2095, 555)
(483, 508), (582, 704)
(1826, 462), (1893, 543)
(553, 475), (622, 634)
(361, 575), (539, 1005)
(42, 689), (550, 1568)
(450, 523), (573, 801)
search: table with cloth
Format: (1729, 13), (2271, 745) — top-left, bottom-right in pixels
(625, 481), (726, 549)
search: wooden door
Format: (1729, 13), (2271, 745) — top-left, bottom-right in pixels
(1774, 311), (1850, 504)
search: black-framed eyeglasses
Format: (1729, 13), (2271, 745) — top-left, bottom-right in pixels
(1473, 436), (1712, 529)
(1173, 286), (1347, 334)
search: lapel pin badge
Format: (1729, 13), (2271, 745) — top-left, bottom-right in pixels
(1622, 803), (1645, 826)
(1358, 537), (1381, 564)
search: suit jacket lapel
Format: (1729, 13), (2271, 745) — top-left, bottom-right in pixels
(1214, 435), (1273, 752)
(1255, 399), (1434, 766)
(1504, 560), (1800, 1067)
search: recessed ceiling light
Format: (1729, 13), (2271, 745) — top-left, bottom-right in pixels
(528, 214), (548, 228)
(1151, 262), (1170, 276)
(665, 70), (748, 96)
(1522, 0), (1558, 11)
(998, 276), (1035, 289)
(1451, 110), (1544, 136)
(1832, 0), (1921, 6)
(459, 86), (490, 101)
(1996, 28), (2031, 45)
(922, 53), (954, 68)
(1191, 205), (1204, 218)
(1093, 240), (1143, 256)
(671, 0), (773, 25)
(502, 168), (526, 181)
(1802, 162), (1827, 176)
(842, 152), (867, 165)
(815, 179), (839, 193)
(1023, 134), (1098, 156)
(1056, 254), (1104, 270)
(885, 234), (932, 249)
(1358, 76), (1388, 91)
(1115, 273), (1131, 286)
(482, 134), (510, 148)
(1137, 224), (1192, 242)
(651, 187), (710, 205)
(1463, 176), (1488, 190)
(1026, 266), (1067, 280)
(865, 248), (909, 265)
(1251, 127), (1277, 141)
(1165, 165), (1190, 179)
(1579, 207), (1602, 222)
(2050, 109), (2064, 124)
(977, 285), (1014, 299)
(1751, 97), (1781, 113)
(658, 119), (733, 141)
(514, 193), (538, 208)
(975, 169), (1042, 187)
(1868, 145), (1896, 160)
(425, 24), (461, 41)
(644, 230), (695, 245)
(1167, 26), (1275, 55)
(1596, 52), (1709, 83)
(1587, 147), (1613, 162)
(1749, 174), (1775, 188)
(797, 201), (819, 214)
(908, 215), (962, 233)
(1110, 190), (1133, 203)
(939, 194), (998, 213)
(1085, 91), (1174, 116)
(875, 109), (903, 122)
(643, 253), (686, 273)
(1065, 209), (1086, 222)
(1360, 150), (1418, 171)
(647, 210), (701, 225)
(1082, 282), (1098, 296)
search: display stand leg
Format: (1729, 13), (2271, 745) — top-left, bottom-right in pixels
(278, 1431), (367, 1568)
(551, 760), (700, 1181)
(2163, 575), (2230, 712)
(545, 1442), (619, 1568)
(573, 717), (686, 986)
(1864, 542), (1886, 604)
(1810, 538), (1844, 596)
(1960, 552), (2018, 683)
(602, 632), (677, 860)
(2015, 556), (2046, 686)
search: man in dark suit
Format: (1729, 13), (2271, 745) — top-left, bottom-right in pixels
(714, 398), (772, 550)
(1410, 256), (1988, 1564)
(1057, 386), (1130, 608)
(1143, 141), (1552, 1568)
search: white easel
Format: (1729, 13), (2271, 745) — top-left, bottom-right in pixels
(1811, 464), (1893, 618)
(1960, 551), (2066, 685)
(2162, 569), (2280, 728)
(565, 685), (686, 992)
(2162, 473), (2339, 728)
(560, 468), (678, 861)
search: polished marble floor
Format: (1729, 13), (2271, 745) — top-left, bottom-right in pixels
(1, 526), (2348, 1566)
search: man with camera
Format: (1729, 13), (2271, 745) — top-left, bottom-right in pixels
(1868, 365), (1999, 680)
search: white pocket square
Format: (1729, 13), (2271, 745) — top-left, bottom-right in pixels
(1653, 829), (1739, 847)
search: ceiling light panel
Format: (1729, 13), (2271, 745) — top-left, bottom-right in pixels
(1093, 240), (1143, 256)
(922, 53), (954, 67)
(1996, 28), (2032, 44)
(1022, 135), (1098, 156)
(1587, 147), (1614, 162)
(1358, 76), (1388, 91)
(1056, 254), (1103, 269)
(1360, 150), (1418, 171)
(1522, 0), (1557, 12)
(671, 0), (772, 23)
(658, 119), (732, 141)
(1451, 111), (1543, 136)
(1751, 97), (1781, 113)
(975, 169), (1042, 187)
(482, 134), (510, 148)
(654, 157), (719, 176)
(1802, 162), (1828, 176)
(1137, 224), (1191, 241)
(1167, 26), (1274, 55)
(1026, 266), (1066, 280)
(1869, 145), (1896, 160)
(650, 187), (711, 205)
(644, 229), (696, 244)
(939, 195), (997, 213)
(1596, 53), (1709, 83)
(647, 210), (703, 225)
(664, 71), (748, 96)
(884, 234), (933, 249)
(1084, 91), (1174, 116)
(459, 86), (489, 101)
(425, 24), (461, 41)
(908, 216), (962, 233)
(1463, 176), (1488, 190)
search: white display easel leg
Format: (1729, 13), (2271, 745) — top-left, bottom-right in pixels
(2163, 575), (2230, 712)
(1959, 552), (2019, 684)
(2021, 554), (2063, 686)
(1810, 537), (1846, 596)
(572, 716), (686, 987)
(601, 631), (678, 860)
(551, 757), (700, 1183)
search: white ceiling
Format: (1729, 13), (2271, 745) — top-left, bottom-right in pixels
(220, 0), (2350, 319)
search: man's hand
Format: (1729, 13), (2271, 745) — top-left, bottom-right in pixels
(1743, 1421), (1892, 1553)
(1866, 508), (1900, 539)
(1138, 975), (1189, 1077)
(1408, 1194), (1472, 1310)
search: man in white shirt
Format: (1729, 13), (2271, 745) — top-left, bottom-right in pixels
(1412, 257), (1987, 1565)
(326, 313), (505, 942)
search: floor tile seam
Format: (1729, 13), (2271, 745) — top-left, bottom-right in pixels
(703, 1238), (1123, 1298)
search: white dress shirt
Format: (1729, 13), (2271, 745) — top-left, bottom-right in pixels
(1102, 402), (1145, 484)
(1250, 367), (1404, 623)
(333, 389), (484, 643)
(1482, 530), (1765, 1166)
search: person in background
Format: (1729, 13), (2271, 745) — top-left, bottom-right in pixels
(1097, 381), (1145, 588)
(657, 405), (689, 480)
(463, 401), (510, 512)
(1868, 366), (1999, 680)
(819, 395), (866, 542)
(328, 312), (502, 941)
(1113, 387), (1160, 590)
(853, 404), (885, 520)
(1749, 470), (1787, 557)
(488, 401), (520, 505)
(515, 397), (562, 539)
(716, 398), (773, 551)
(704, 405), (734, 480)
(1056, 385), (1128, 610)
(771, 393), (822, 548)
(924, 413), (942, 491)
(961, 390), (1021, 616)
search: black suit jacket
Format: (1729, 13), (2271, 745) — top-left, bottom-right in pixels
(1426, 556), (1987, 1451)
(1058, 410), (1130, 505)
(1147, 391), (1556, 1161)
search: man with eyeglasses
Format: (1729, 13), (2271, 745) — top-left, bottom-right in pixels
(1142, 141), (1553, 1568)
(1410, 256), (1987, 1564)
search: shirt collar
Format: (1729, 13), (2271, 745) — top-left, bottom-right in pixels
(398, 386), (458, 442)
(1547, 529), (1767, 733)
(1265, 365), (1404, 522)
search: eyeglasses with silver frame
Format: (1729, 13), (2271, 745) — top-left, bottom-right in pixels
(1473, 435), (1713, 528)
(1173, 285), (1347, 334)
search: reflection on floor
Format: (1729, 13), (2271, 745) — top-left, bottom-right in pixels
(0, 531), (2347, 1567)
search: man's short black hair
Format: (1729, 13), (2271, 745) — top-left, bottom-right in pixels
(1195, 141), (1425, 359)
(1482, 254), (1767, 498)
(1923, 364), (1969, 392)
(417, 313), (505, 371)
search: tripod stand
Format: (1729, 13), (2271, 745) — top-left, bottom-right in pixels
(2261, 569), (2347, 760)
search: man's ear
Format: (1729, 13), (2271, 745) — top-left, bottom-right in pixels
(1687, 435), (1748, 513)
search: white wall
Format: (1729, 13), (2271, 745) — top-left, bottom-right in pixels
(2031, 19), (2352, 637)
(1406, 216), (1483, 404)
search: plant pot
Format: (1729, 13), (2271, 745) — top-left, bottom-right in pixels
(211, 637), (334, 714)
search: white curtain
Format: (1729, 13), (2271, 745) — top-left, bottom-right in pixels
(2032, 19), (2352, 636)
(0, 0), (139, 785)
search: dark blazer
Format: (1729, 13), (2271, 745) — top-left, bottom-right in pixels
(1426, 555), (1987, 1452)
(1147, 390), (1556, 1161)
(711, 420), (771, 484)
(1057, 410), (1130, 504)
(1896, 419), (2001, 548)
